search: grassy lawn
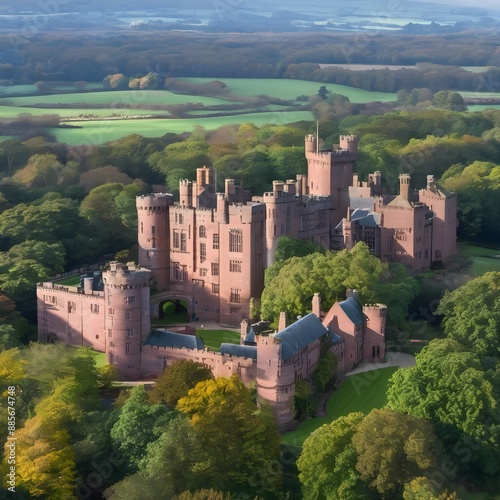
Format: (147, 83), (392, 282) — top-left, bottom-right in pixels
(196, 329), (241, 351)
(282, 366), (399, 447)
(458, 241), (500, 276)
(54, 274), (82, 286)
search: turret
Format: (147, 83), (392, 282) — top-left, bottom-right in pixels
(136, 193), (174, 291)
(339, 135), (359, 154)
(103, 262), (151, 379)
(179, 179), (194, 207)
(305, 134), (317, 155)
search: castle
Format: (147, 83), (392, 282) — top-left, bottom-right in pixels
(36, 130), (456, 424)
(134, 132), (456, 326)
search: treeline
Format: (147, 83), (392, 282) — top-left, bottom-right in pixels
(1, 31), (500, 92)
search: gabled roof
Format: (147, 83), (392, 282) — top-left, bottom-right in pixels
(144, 329), (204, 350)
(220, 344), (257, 360)
(274, 313), (328, 360)
(339, 297), (364, 325)
(327, 329), (344, 345)
(387, 195), (412, 209)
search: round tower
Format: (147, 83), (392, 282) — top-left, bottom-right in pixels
(305, 134), (317, 156)
(136, 193), (173, 291)
(103, 262), (151, 379)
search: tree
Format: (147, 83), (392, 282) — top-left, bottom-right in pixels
(432, 91), (467, 111)
(177, 375), (282, 494)
(436, 272), (500, 358)
(110, 385), (174, 473)
(261, 242), (418, 327)
(297, 412), (371, 499)
(149, 359), (214, 408)
(139, 416), (205, 495)
(387, 339), (500, 477)
(318, 85), (331, 100)
(352, 408), (446, 497)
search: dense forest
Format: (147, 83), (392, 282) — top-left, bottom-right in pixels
(1, 31), (500, 92)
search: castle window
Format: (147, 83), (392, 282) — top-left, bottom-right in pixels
(126, 329), (134, 337)
(141, 222), (143, 234)
(125, 343), (131, 354)
(200, 242), (206, 263)
(229, 260), (242, 272)
(173, 263), (188, 282)
(435, 250), (442, 259)
(199, 226), (207, 238)
(108, 308), (114, 315)
(152, 225), (156, 234)
(213, 234), (219, 250)
(178, 213), (184, 224)
(173, 230), (180, 249)
(211, 263), (219, 276)
(90, 304), (99, 313)
(199, 268), (208, 277)
(180, 231), (187, 252)
(212, 283), (219, 294)
(230, 288), (241, 303)
(68, 301), (76, 313)
(192, 279), (204, 288)
(108, 329), (112, 338)
(229, 229), (243, 252)
(230, 307), (240, 314)
(126, 311), (132, 320)
(126, 296), (135, 305)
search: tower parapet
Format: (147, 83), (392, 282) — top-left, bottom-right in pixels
(103, 262), (151, 379)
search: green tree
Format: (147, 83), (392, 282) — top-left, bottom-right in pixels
(110, 385), (174, 473)
(177, 375), (282, 494)
(387, 339), (500, 477)
(149, 359), (214, 408)
(297, 412), (371, 500)
(436, 272), (500, 358)
(139, 416), (205, 495)
(261, 242), (418, 327)
(352, 408), (446, 498)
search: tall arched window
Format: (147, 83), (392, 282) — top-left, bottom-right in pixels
(199, 225), (207, 238)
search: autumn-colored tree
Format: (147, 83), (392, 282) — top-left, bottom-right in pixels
(177, 375), (282, 494)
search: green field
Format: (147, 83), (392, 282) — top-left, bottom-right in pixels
(282, 366), (399, 447)
(196, 329), (241, 351)
(4, 89), (231, 107)
(0, 105), (170, 118)
(458, 241), (500, 275)
(49, 110), (314, 145)
(179, 77), (398, 103)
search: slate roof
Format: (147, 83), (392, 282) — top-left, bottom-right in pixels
(220, 344), (257, 360)
(339, 297), (364, 325)
(328, 329), (344, 345)
(274, 313), (328, 360)
(244, 328), (256, 344)
(144, 329), (205, 350)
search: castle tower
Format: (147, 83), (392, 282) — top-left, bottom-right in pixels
(103, 262), (152, 379)
(305, 133), (357, 228)
(362, 304), (387, 363)
(255, 332), (295, 427)
(179, 179), (194, 207)
(137, 193), (174, 291)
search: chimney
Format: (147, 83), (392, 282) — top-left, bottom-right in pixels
(427, 175), (435, 189)
(312, 293), (321, 318)
(399, 174), (411, 201)
(346, 288), (359, 301)
(278, 312), (287, 332)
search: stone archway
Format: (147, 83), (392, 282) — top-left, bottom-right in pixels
(151, 293), (193, 324)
